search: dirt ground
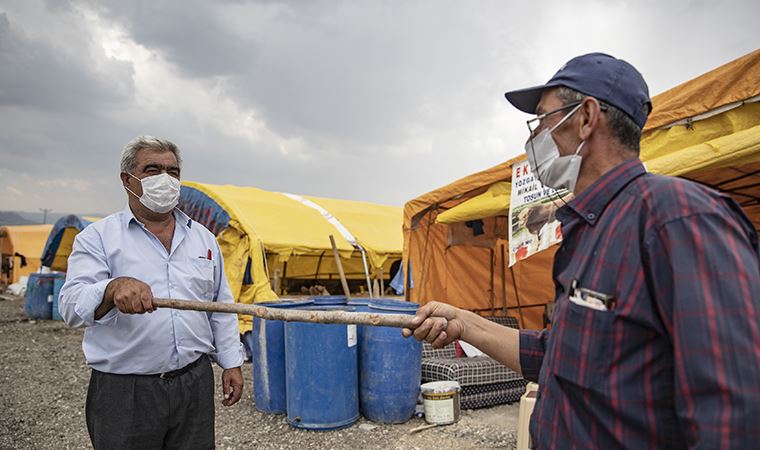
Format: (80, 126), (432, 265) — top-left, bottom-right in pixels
(0, 294), (521, 449)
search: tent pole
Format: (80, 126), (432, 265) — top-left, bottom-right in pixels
(509, 266), (525, 329)
(273, 268), (281, 294)
(500, 244), (507, 316)
(262, 249), (270, 281)
(404, 259), (412, 301)
(379, 266), (385, 296)
(314, 251), (325, 281)
(489, 249), (495, 314)
(359, 247), (373, 298)
(281, 262), (288, 295)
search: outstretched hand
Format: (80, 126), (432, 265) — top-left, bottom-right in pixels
(402, 301), (466, 348)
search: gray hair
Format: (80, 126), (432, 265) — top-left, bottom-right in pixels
(120, 135), (182, 173)
(556, 87), (641, 154)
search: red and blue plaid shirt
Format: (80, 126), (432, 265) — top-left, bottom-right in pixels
(520, 158), (760, 449)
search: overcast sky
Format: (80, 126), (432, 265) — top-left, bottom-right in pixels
(1, 0), (758, 215)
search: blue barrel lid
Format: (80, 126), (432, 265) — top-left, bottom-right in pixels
(369, 298), (419, 314)
(348, 299), (371, 306)
(257, 300), (313, 309)
(308, 305), (355, 312)
(312, 295), (348, 306)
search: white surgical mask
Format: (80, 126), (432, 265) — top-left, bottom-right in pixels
(125, 172), (180, 214)
(525, 103), (585, 193)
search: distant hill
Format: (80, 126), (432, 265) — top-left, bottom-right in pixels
(0, 211), (37, 226)
(0, 211), (106, 226)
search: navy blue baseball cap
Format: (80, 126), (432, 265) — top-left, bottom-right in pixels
(505, 53), (652, 129)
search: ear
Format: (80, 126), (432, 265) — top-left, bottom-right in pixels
(577, 97), (602, 141)
(119, 172), (131, 187)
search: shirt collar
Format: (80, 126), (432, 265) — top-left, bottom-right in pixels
(557, 157), (646, 226)
(120, 205), (192, 229)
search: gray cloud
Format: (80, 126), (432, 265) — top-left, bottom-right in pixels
(0, 8), (134, 113)
(0, 0), (758, 217)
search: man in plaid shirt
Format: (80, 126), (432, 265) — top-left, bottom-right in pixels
(403, 53), (760, 449)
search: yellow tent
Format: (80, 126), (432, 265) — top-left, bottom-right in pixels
(0, 225), (53, 285)
(641, 48), (760, 227)
(403, 49), (760, 329)
(179, 182), (403, 332)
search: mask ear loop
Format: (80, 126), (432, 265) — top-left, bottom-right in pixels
(543, 103), (584, 210)
(123, 172), (143, 201)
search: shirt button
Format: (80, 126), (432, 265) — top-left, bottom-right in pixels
(587, 212), (596, 220)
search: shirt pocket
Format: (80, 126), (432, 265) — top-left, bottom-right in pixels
(181, 257), (215, 300)
(550, 298), (615, 392)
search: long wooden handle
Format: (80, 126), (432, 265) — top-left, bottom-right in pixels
(329, 234), (352, 301)
(152, 297), (441, 329)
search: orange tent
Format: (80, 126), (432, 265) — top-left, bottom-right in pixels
(0, 225), (53, 285)
(402, 49), (760, 330)
(402, 156), (552, 330)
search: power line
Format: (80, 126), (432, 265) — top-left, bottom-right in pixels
(39, 208), (52, 224)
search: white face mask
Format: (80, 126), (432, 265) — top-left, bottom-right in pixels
(525, 103), (585, 193)
(125, 173), (181, 214)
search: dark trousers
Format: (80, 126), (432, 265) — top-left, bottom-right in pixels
(86, 356), (215, 450)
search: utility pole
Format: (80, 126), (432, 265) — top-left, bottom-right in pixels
(39, 208), (52, 224)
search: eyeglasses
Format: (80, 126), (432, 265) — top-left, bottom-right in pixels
(526, 102), (581, 138)
(526, 99), (609, 138)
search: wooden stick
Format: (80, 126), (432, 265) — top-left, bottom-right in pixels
(500, 244), (508, 316)
(509, 266), (526, 329)
(409, 423), (440, 434)
(329, 234), (351, 301)
(152, 297), (439, 329)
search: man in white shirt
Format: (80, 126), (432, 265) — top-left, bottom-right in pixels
(60, 135), (244, 449)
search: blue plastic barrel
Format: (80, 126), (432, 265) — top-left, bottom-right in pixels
(360, 299), (422, 423)
(348, 299), (371, 361)
(51, 274), (66, 321)
(285, 306), (359, 430)
(311, 295), (347, 306)
(348, 298), (370, 312)
(251, 300), (313, 414)
(24, 273), (57, 320)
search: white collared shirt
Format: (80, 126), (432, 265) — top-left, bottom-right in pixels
(60, 206), (244, 374)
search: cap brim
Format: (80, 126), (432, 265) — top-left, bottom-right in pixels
(504, 85), (547, 115)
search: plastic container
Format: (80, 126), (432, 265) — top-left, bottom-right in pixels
(516, 383), (539, 450)
(421, 381), (461, 425)
(51, 274), (66, 321)
(311, 295), (347, 306)
(285, 305), (359, 430)
(251, 300), (313, 414)
(359, 299), (422, 423)
(348, 299), (371, 359)
(24, 273), (57, 320)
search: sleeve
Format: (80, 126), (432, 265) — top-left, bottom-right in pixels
(208, 238), (244, 369)
(519, 328), (550, 382)
(644, 212), (760, 448)
(58, 229), (118, 328)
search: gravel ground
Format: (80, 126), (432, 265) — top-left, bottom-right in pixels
(0, 294), (520, 449)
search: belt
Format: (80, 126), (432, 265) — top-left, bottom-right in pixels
(157, 355), (205, 379)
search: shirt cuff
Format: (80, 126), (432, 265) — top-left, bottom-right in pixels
(519, 329), (546, 383)
(211, 341), (245, 369)
(74, 278), (118, 327)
